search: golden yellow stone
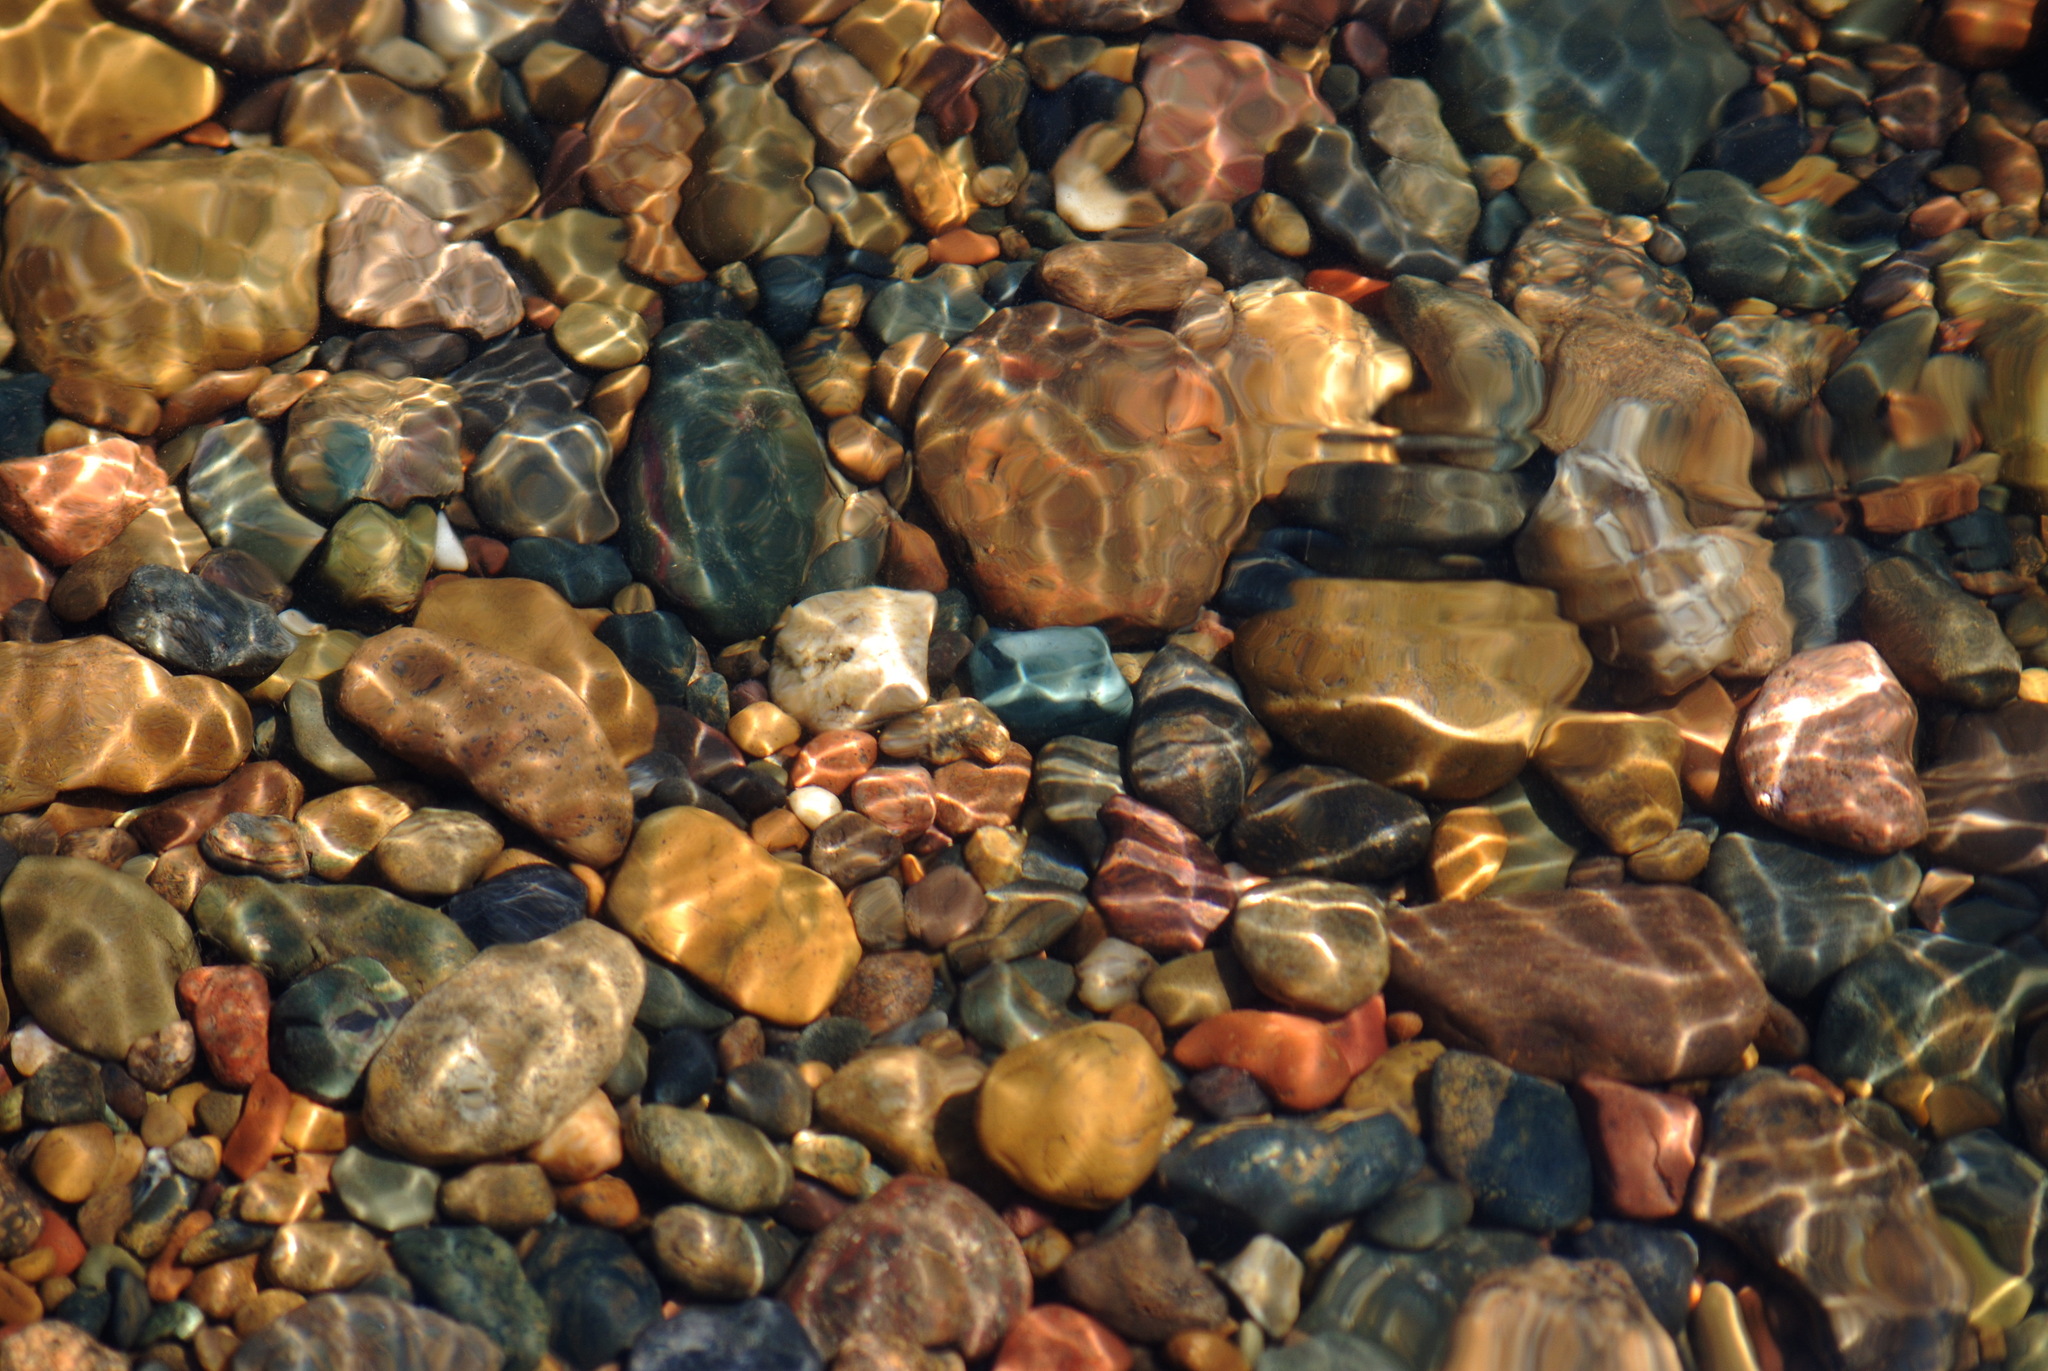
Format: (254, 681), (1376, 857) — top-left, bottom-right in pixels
(412, 577), (656, 766)
(1211, 281), (1411, 497)
(728, 701), (801, 758)
(0, 636), (250, 813)
(1141, 950), (1238, 1030)
(1939, 1219), (2034, 1334)
(0, 0), (220, 162)
(588, 364), (650, 454)
(296, 782), (428, 882)
(262, 1222), (383, 1294)
(977, 1022), (1175, 1209)
(812, 1045), (985, 1176)
(30, 1122), (113, 1203)
(675, 67), (819, 268)
(886, 134), (972, 235)
(2022, 668), (2048, 704)
(1430, 808), (1508, 901)
(787, 329), (873, 420)
(1625, 827), (1712, 884)
(2, 149), (337, 399)
(496, 209), (659, 314)
(248, 629), (365, 707)
(830, 0), (939, 85)
(809, 167), (914, 257)
(604, 806), (862, 1026)
(552, 301), (650, 370)
(1341, 1039), (1446, 1133)
(1235, 578), (1592, 802)
(1532, 711), (1685, 855)
(439, 51), (504, 127)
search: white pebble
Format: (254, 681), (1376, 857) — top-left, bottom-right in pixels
(277, 608), (326, 636)
(432, 511), (469, 571)
(787, 786), (844, 830)
(1075, 938), (1157, 1013)
(8, 1022), (62, 1077)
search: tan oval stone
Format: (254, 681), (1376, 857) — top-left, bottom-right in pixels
(323, 185), (523, 338)
(296, 782), (429, 881)
(0, 0), (220, 163)
(30, 1123), (115, 1204)
(604, 805), (862, 1026)
(413, 577), (656, 765)
(2, 149), (338, 399)
(977, 1023), (1174, 1208)
(337, 627), (633, 866)
(262, 1222), (384, 1294)
(813, 1045), (986, 1175)
(1533, 712), (1685, 856)
(0, 637), (251, 813)
(364, 921), (644, 1165)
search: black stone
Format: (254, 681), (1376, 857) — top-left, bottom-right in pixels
(1230, 765), (1431, 882)
(443, 864), (590, 949)
(107, 564), (294, 681)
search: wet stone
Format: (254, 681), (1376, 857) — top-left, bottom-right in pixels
(465, 412), (619, 545)
(1429, 1051), (1593, 1233)
(1125, 645), (1259, 837)
(503, 538), (634, 609)
(1813, 931), (2048, 1137)
(1384, 886), (1769, 1083)
(1091, 795), (1235, 956)
(1860, 554), (2022, 711)
(1271, 122), (1463, 281)
(1230, 879), (1388, 1015)
(1440, 1256), (1682, 1371)
(1228, 764), (1429, 882)
(967, 628), (1132, 750)
(917, 305), (1253, 641)
(977, 1022), (1175, 1208)
(107, 565), (294, 683)
(522, 1224), (663, 1369)
(391, 1225), (549, 1371)
(1691, 1070), (1968, 1371)
(198, 876), (473, 995)
(1734, 642), (1927, 857)
(324, 185), (523, 339)
(1158, 1113), (1423, 1243)
(1922, 700), (2048, 878)
(331, 1145), (441, 1232)
(1701, 831), (1919, 999)
(632, 1298), (824, 1371)
(621, 319), (833, 643)
(1057, 1205), (1230, 1341)
(1663, 170), (1875, 310)
(181, 420), (327, 584)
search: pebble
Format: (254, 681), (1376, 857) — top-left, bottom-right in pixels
(632, 1298), (825, 1371)
(1230, 878), (1388, 1014)
(230, 1293), (503, 1370)
(1057, 1205), (1230, 1341)
(964, 627), (1134, 748)
(626, 1104), (794, 1213)
(1228, 765), (1430, 882)
(977, 1023), (1176, 1207)
(364, 922), (644, 1164)
(1440, 1256), (1682, 1371)
(1158, 1113), (1422, 1241)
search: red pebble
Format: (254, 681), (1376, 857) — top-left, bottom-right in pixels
(792, 731), (882, 795)
(1173, 1010), (1355, 1111)
(850, 763), (938, 841)
(1572, 1075), (1703, 1221)
(222, 1071), (292, 1181)
(1324, 996), (1388, 1076)
(176, 964), (271, 1089)
(995, 1304), (1134, 1371)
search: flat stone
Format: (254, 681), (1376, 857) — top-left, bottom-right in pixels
(105, 0), (364, 73)
(770, 589), (935, 731)
(1429, 1051), (1593, 1232)
(977, 1022), (1175, 1208)
(1156, 1113), (1422, 1243)
(675, 67), (816, 267)
(1439, 1257), (1682, 1371)
(1701, 831), (1919, 999)
(324, 186), (522, 338)
(278, 370), (462, 518)
(1531, 712), (1684, 857)
(279, 70), (537, 239)
(1, 856), (197, 1059)
(1517, 401), (1791, 694)
(1860, 555), (2022, 710)
(631, 1299), (823, 1371)
(1434, 0), (1746, 212)
(339, 628), (634, 866)
(1234, 578), (1592, 802)
(1056, 1205), (1230, 1340)
(181, 420), (328, 583)
(108, 565), (294, 682)
(620, 318), (834, 643)
(273, 960), (412, 1104)
(372, 809), (505, 899)
(413, 577), (655, 766)
(917, 304), (1253, 641)
(1132, 36), (1329, 210)
(365, 921), (643, 1164)
(1664, 169), (1876, 311)
(464, 412), (619, 544)
(606, 805), (862, 1026)
(1090, 795), (1235, 955)
(228, 1293), (504, 1371)
(2, 150), (336, 399)
(523, 1224), (664, 1369)
(1125, 645), (1259, 837)
(1690, 1070), (1969, 1371)
(965, 628), (1132, 749)
(1037, 241), (1208, 319)
(0, 0), (220, 162)
(390, 1225), (548, 1371)
(1922, 700), (2048, 877)
(1228, 765), (1429, 882)
(1734, 642), (1927, 856)
(195, 876), (473, 996)
(1384, 886), (1770, 1082)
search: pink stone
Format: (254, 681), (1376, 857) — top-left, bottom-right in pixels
(1089, 795), (1235, 955)
(1132, 37), (1331, 210)
(932, 742), (1032, 836)
(793, 731), (882, 796)
(1734, 641), (1927, 855)
(1573, 1075), (1702, 1220)
(850, 763), (938, 841)
(176, 965), (271, 1090)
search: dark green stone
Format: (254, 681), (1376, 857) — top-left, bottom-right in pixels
(194, 878), (474, 998)
(965, 628), (1131, 750)
(595, 611), (704, 709)
(21, 1052), (105, 1127)
(1427, 1051), (1592, 1233)
(957, 957), (1082, 1052)
(1701, 831), (1918, 999)
(1663, 170), (1880, 310)
(1860, 555), (2022, 710)
(621, 319), (833, 642)
(391, 1226), (550, 1371)
(864, 265), (992, 346)
(504, 538), (633, 608)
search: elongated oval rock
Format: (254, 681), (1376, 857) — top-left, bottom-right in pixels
(604, 806), (861, 1026)
(1439, 1257), (1682, 1371)
(228, 1293), (505, 1371)
(620, 318), (833, 643)
(364, 921), (643, 1165)
(339, 628), (633, 866)
(0, 856), (198, 1060)
(1382, 886), (1769, 1083)
(194, 875), (474, 996)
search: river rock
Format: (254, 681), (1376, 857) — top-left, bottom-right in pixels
(1429, 1051), (1593, 1232)
(364, 922), (644, 1164)
(605, 805), (861, 1025)
(619, 318), (833, 643)
(228, 1293), (505, 1371)
(339, 628), (634, 866)
(631, 1300), (823, 1371)
(195, 876), (473, 996)
(108, 565), (295, 682)
(627, 1105), (792, 1212)
(1157, 1113), (1423, 1242)
(1125, 645), (1260, 837)
(1384, 886), (1769, 1082)
(1922, 700), (2048, 877)
(770, 589), (935, 732)
(1, 856), (196, 1059)
(1230, 879), (1389, 1014)
(1690, 1070), (1969, 1371)
(781, 1176), (1030, 1360)
(1057, 1205), (1230, 1341)
(1228, 765), (1430, 882)
(1701, 831), (1918, 999)
(916, 304), (1253, 641)
(1439, 1257), (1682, 1371)
(391, 1226), (549, 1371)
(976, 1022), (1176, 1208)
(1859, 555), (2022, 711)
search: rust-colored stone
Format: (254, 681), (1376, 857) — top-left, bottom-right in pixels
(0, 440), (168, 568)
(1132, 36), (1331, 210)
(1172, 1010), (1357, 1111)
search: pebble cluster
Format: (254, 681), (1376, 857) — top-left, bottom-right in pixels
(0, 0), (2043, 1370)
